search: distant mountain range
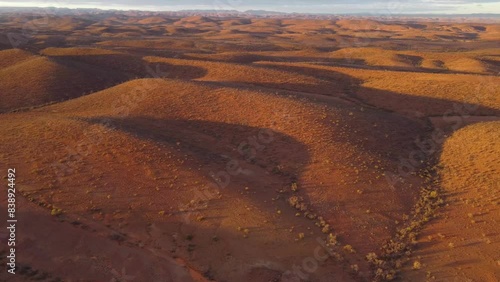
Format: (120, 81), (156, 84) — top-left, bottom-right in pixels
(0, 6), (499, 18)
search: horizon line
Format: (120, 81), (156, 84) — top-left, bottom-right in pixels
(0, 6), (500, 17)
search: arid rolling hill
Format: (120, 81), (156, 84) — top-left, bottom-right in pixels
(0, 13), (499, 282)
(401, 121), (500, 282)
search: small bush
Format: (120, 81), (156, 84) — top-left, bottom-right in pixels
(51, 208), (63, 216)
(343, 244), (356, 253)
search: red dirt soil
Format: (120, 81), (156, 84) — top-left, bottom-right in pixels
(0, 14), (498, 282)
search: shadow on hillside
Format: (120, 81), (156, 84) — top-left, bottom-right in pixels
(77, 116), (319, 225)
(80, 116), (309, 178)
(45, 53), (208, 79)
(0, 51), (209, 113)
(183, 53), (367, 66)
(253, 57), (493, 75)
(253, 62), (500, 117)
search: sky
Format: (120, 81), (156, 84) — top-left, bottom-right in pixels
(0, 0), (499, 14)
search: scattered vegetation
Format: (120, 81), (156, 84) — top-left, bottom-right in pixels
(50, 208), (63, 216)
(367, 182), (445, 281)
(343, 244), (356, 254)
(1, 14), (497, 282)
(298, 233), (305, 240)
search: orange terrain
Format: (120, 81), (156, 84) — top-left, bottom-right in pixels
(0, 13), (499, 282)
